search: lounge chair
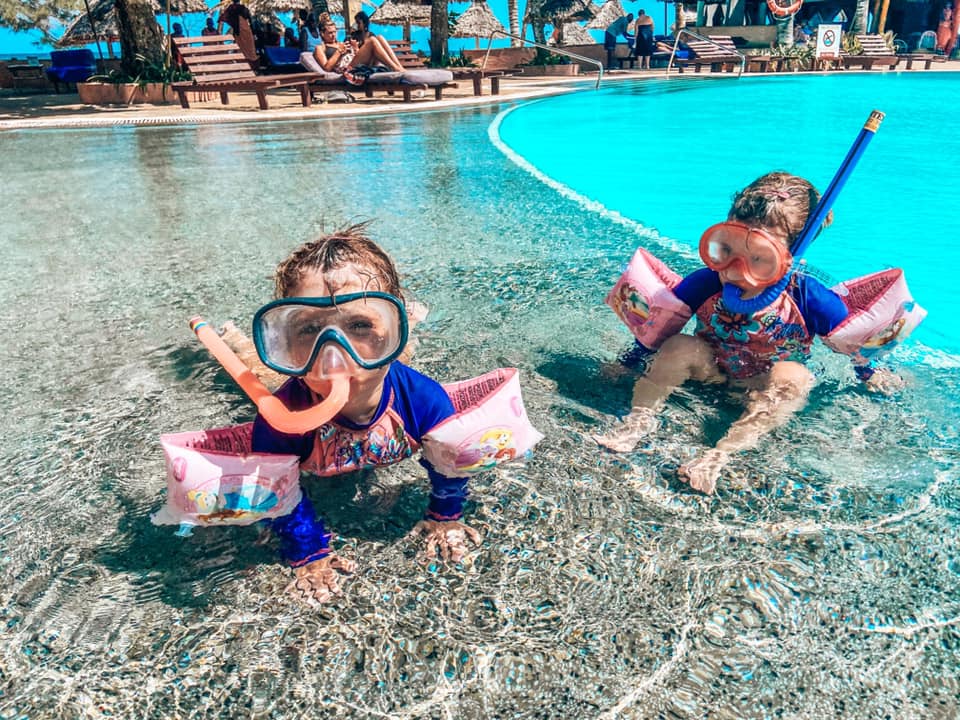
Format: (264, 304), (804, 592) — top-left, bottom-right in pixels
(388, 40), (504, 96)
(299, 52), (458, 102)
(172, 35), (318, 110)
(707, 35), (772, 72)
(673, 37), (744, 73)
(845, 34), (902, 70)
(45, 49), (96, 93)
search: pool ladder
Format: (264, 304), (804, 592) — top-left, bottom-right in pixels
(482, 30), (604, 90)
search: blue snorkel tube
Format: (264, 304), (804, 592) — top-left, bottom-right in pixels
(722, 109), (886, 314)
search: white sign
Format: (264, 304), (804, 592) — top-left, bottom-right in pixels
(816, 24), (842, 58)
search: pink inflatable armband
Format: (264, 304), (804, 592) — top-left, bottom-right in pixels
(421, 368), (544, 478)
(824, 268), (926, 364)
(605, 248), (692, 349)
(152, 423), (302, 528)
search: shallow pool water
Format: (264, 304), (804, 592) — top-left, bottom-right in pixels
(1, 77), (958, 719)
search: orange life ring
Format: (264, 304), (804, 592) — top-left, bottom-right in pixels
(766, 0), (803, 18)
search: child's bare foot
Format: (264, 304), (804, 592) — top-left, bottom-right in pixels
(678, 449), (729, 495)
(286, 554), (356, 605)
(593, 407), (659, 452)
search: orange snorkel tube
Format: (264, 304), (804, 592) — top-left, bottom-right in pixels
(189, 317), (350, 435)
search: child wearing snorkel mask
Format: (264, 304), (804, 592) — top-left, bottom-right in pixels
(251, 224), (478, 603)
(596, 171), (904, 494)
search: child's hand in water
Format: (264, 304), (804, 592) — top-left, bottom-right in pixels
(864, 367), (905, 395)
(411, 520), (481, 564)
(287, 554), (357, 604)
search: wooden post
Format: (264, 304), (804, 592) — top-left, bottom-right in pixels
(343, 0), (362, 34)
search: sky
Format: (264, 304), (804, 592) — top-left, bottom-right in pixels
(0, 0), (664, 59)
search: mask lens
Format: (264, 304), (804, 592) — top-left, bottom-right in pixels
(700, 223), (790, 287)
(255, 296), (404, 374)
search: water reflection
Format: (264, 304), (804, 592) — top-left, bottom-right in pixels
(1, 103), (958, 718)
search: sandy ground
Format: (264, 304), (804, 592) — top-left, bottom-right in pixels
(1, 62), (954, 131)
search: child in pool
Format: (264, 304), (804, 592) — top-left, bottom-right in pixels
(251, 224), (479, 602)
(595, 171), (903, 494)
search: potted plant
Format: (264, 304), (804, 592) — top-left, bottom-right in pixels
(79, 55), (189, 106)
(517, 48), (580, 76)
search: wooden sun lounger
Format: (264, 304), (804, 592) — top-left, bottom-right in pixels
(902, 52), (948, 69)
(388, 40), (504, 96)
(708, 36), (772, 72)
(172, 35), (318, 110)
(855, 34), (902, 69)
(673, 38), (743, 73)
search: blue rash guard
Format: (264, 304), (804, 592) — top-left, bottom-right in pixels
(252, 362), (463, 567)
(621, 268), (851, 369)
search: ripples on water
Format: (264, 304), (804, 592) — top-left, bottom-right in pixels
(1, 92), (959, 718)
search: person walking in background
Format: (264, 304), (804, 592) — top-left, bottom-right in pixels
(604, 13), (634, 69)
(936, 5), (954, 55)
(633, 9), (655, 69)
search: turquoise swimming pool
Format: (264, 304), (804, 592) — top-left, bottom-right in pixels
(0, 74), (958, 718)
(496, 72), (960, 354)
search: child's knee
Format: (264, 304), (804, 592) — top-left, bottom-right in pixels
(768, 361), (814, 398)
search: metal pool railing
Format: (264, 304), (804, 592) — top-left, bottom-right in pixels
(481, 30), (604, 90)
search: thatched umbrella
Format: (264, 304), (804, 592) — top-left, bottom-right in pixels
(371, 0), (432, 42)
(553, 21), (593, 45)
(525, 0), (595, 24)
(451, 0), (506, 48)
(586, 0), (625, 29)
(58, 0), (208, 56)
(211, 0), (343, 18)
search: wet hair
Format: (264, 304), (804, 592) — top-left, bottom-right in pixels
(274, 222), (403, 300)
(727, 171), (832, 246)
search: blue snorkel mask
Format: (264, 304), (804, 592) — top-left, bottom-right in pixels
(252, 292), (409, 377)
(722, 109), (885, 315)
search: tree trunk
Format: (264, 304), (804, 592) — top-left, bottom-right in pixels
(430, 0), (449, 65)
(775, 14), (793, 46)
(114, 0), (164, 78)
(508, 0), (520, 46)
(674, 0), (685, 33)
(850, 0), (869, 33)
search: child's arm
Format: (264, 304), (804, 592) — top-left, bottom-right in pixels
(619, 267), (720, 367)
(794, 275), (903, 392)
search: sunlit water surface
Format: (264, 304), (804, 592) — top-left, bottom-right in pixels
(1, 77), (958, 719)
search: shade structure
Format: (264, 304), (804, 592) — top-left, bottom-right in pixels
(370, 0), (431, 42)
(371, 0), (432, 26)
(451, 0), (506, 43)
(552, 21), (594, 44)
(58, 0), (208, 46)
(525, 0), (595, 24)
(211, 0), (343, 17)
(585, 0), (625, 29)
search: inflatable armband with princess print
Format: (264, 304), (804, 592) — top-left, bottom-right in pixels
(421, 368), (544, 478)
(824, 268), (926, 364)
(605, 247), (692, 350)
(152, 423), (302, 529)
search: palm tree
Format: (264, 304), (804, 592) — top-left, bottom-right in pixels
(850, 0), (869, 33)
(507, 0), (519, 46)
(430, 0), (449, 65)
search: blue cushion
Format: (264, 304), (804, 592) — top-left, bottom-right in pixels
(46, 49), (96, 83)
(263, 46), (301, 66)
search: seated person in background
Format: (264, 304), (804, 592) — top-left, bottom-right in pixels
(794, 22), (811, 45)
(284, 26), (298, 47)
(350, 11), (406, 68)
(315, 16), (405, 82)
(201, 17), (218, 36)
(300, 12), (322, 53)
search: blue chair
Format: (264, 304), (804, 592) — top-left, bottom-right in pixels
(45, 49), (97, 92)
(260, 46), (304, 74)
